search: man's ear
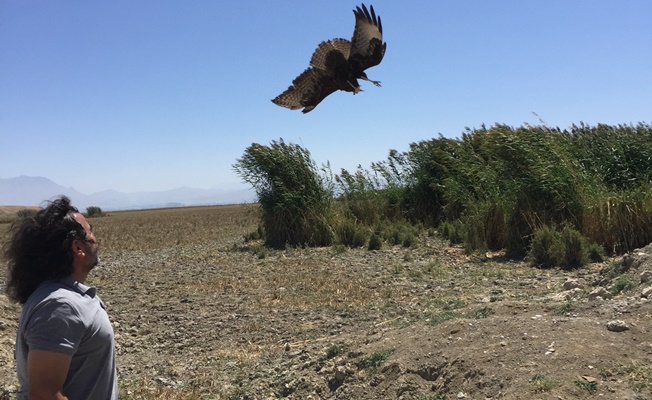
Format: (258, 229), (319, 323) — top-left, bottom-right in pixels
(71, 239), (85, 256)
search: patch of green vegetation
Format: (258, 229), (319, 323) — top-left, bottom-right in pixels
(243, 230), (261, 242)
(554, 302), (575, 315)
(574, 378), (598, 394)
(622, 365), (652, 392)
(368, 234), (383, 250)
(366, 350), (393, 368)
(530, 374), (557, 393)
(86, 206), (105, 218)
(251, 245), (267, 259)
(426, 311), (460, 326)
(332, 244), (348, 255)
(610, 275), (635, 295)
(470, 306), (495, 319)
(325, 344), (343, 359)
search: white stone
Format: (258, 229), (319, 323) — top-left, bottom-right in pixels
(641, 286), (652, 299)
(589, 287), (612, 300)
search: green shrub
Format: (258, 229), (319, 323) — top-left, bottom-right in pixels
(366, 351), (391, 368)
(232, 123), (652, 260)
(587, 242), (606, 262)
(438, 220), (465, 244)
(243, 228), (262, 242)
(610, 276), (635, 296)
(368, 234), (383, 251)
(527, 225), (595, 269)
(332, 244), (348, 255)
(86, 206), (105, 218)
(582, 186), (652, 254)
(234, 139), (334, 248)
(406, 123), (652, 257)
(574, 378), (598, 394)
(325, 344), (342, 359)
(527, 225), (565, 268)
(560, 225), (590, 268)
(531, 374), (557, 393)
(334, 218), (369, 248)
(377, 221), (418, 248)
(470, 306), (495, 319)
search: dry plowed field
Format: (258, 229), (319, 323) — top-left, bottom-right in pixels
(1, 204), (651, 399)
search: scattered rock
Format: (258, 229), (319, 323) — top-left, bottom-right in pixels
(641, 286), (652, 299)
(563, 278), (584, 290)
(328, 366), (349, 391)
(589, 287), (612, 301)
(548, 288), (582, 302)
(640, 270), (652, 283)
(606, 320), (629, 332)
(622, 252), (652, 272)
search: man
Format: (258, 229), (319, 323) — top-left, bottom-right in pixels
(3, 196), (117, 399)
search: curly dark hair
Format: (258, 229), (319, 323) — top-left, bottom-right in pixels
(3, 196), (86, 304)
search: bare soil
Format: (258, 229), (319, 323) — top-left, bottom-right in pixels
(1, 206), (651, 399)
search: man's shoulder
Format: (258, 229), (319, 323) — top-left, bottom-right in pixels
(24, 281), (85, 315)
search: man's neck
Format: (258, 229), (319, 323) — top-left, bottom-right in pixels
(69, 268), (88, 284)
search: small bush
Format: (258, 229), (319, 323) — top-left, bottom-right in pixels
(470, 306), (495, 319)
(527, 225), (564, 268)
(243, 228), (262, 242)
(233, 139), (334, 249)
(531, 374), (557, 393)
(366, 351), (391, 368)
(86, 206), (105, 218)
(560, 225), (590, 268)
(325, 344), (342, 359)
(368, 234), (383, 251)
(574, 378), (598, 394)
(335, 219), (369, 248)
(401, 234), (416, 248)
(438, 220), (465, 244)
(610, 276), (635, 296)
(379, 221), (419, 247)
(527, 225), (593, 269)
(555, 302), (575, 315)
(426, 311), (459, 326)
(587, 242), (606, 262)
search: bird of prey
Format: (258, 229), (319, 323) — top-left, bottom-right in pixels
(271, 4), (386, 113)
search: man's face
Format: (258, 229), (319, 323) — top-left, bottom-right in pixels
(72, 213), (100, 270)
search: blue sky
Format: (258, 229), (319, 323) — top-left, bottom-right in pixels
(1, 1), (650, 194)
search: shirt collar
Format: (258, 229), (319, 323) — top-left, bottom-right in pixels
(60, 276), (97, 298)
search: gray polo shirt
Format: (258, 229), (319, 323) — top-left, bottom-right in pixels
(15, 277), (118, 399)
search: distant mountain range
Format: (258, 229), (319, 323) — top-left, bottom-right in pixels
(0, 176), (256, 211)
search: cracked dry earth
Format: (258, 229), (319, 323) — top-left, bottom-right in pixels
(1, 205), (652, 399)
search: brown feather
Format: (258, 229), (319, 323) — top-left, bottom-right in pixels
(271, 3), (386, 113)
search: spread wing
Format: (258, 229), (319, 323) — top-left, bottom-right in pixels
(272, 4), (386, 113)
(349, 4), (386, 71)
(272, 38), (351, 113)
(271, 67), (339, 114)
(310, 38), (350, 70)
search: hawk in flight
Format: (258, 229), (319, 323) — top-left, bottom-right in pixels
(272, 4), (386, 113)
